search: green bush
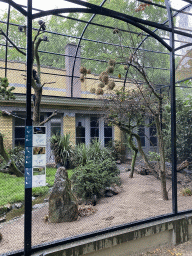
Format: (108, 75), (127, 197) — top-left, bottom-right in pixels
(71, 139), (113, 167)
(71, 159), (120, 200)
(50, 133), (73, 168)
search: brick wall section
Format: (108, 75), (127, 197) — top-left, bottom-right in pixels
(114, 125), (121, 142)
(0, 115), (13, 150)
(63, 115), (76, 146)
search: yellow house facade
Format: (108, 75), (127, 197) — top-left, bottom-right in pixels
(0, 43), (126, 164)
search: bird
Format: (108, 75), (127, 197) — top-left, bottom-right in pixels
(18, 25), (23, 32)
(43, 36), (48, 41)
(38, 20), (46, 31)
(118, 73), (121, 79)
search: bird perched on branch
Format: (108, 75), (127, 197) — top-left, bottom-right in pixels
(38, 20), (46, 31)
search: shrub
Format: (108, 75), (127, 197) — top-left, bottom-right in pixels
(71, 139), (113, 167)
(181, 187), (192, 196)
(71, 159), (120, 200)
(10, 147), (25, 173)
(50, 133), (73, 168)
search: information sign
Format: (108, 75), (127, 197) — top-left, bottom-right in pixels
(32, 126), (46, 187)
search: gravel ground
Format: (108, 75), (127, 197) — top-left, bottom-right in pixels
(1, 165), (192, 255)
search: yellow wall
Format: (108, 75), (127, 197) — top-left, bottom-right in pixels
(0, 60), (134, 99)
(0, 115), (13, 150)
(63, 115), (76, 146)
(0, 60), (67, 97)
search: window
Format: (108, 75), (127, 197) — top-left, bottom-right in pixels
(51, 122), (61, 136)
(14, 114), (26, 147)
(76, 121), (85, 144)
(138, 125), (145, 147)
(14, 113), (44, 147)
(104, 123), (112, 147)
(90, 116), (99, 142)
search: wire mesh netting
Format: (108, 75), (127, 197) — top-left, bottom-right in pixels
(0, 0), (192, 254)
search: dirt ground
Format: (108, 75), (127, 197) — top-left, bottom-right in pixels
(1, 167), (192, 255)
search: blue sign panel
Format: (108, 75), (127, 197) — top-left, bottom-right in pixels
(25, 126), (33, 147)
(25, 126), (33, 188)
(25, 168), (32, 188)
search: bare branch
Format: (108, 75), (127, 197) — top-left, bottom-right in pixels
(39, 110), (57, 126)
(0, 29), (26, 56)
(42, 81), (56, 87)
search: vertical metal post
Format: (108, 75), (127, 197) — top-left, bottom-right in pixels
(170, 36), (177, 214)
(24, 0), (33, 255)
(5, 4), (11, 78)
(165, 0), (177, 214)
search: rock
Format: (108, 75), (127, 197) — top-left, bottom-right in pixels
(49, 167), (78, 223)
(116, 160), (121, 164)
(105, 192), (114, 197)
(78, 205), (97, 217)
(0, 215), (6, 223)
(0, 204), (12, 216)
(14, 203), (23, 209)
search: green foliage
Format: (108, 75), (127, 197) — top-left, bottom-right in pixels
(50, 133), (73, 167)
(0, 77), (15, 100)
(71, 139), (113, 167)
(163, 94), (192, 163)
(181, 187), (192, 197)
(148, 151), (160, 162)
(71, 159), (120, 200)
(9, 147), (25, 173)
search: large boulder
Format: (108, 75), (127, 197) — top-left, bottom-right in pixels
(49, 167), (78, 223)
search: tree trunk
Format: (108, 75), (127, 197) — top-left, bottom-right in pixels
(128, 134), (138, 178)
(0, 133), (9, 162)
(155, 116), (168, 200)
(130, 149), (138, 178)
(33, 87), (42, 126)
(132, 132), (160, 180)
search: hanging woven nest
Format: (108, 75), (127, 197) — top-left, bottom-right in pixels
(107, 81), (116, 90)
(87, 69), (91, 74)
(80, 74), (85, 82)
(96, 88), (104, 95)
(80, 66), (87, 75)
(106, 66), (114, 74)
(124, 65), (129, 70)
(98, 82), (105, 88)
(90, 88), (96, 94)
(99, 71), (109, 84)
(108, 59), (116, 66)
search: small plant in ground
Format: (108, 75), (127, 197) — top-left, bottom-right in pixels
(71, 159), (120, 201)
(181, 187), (192, 196)
(148, 151), (160, 162)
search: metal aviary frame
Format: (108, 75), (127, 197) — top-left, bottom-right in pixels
(1, 0), (192, 255)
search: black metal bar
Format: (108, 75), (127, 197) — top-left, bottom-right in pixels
(182, 0), (192, 4)
(7, 208), (192, 256)
(165, 0), (177, 215)
(4, 3), (10, 78)
(175, 42), (192, 51)
(33, 9), (171, 51)
(24, 0), (33, 256)
(137, 0), (166, 9)
(123, 3), (191, 87)
(0, 0), (27, 16)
